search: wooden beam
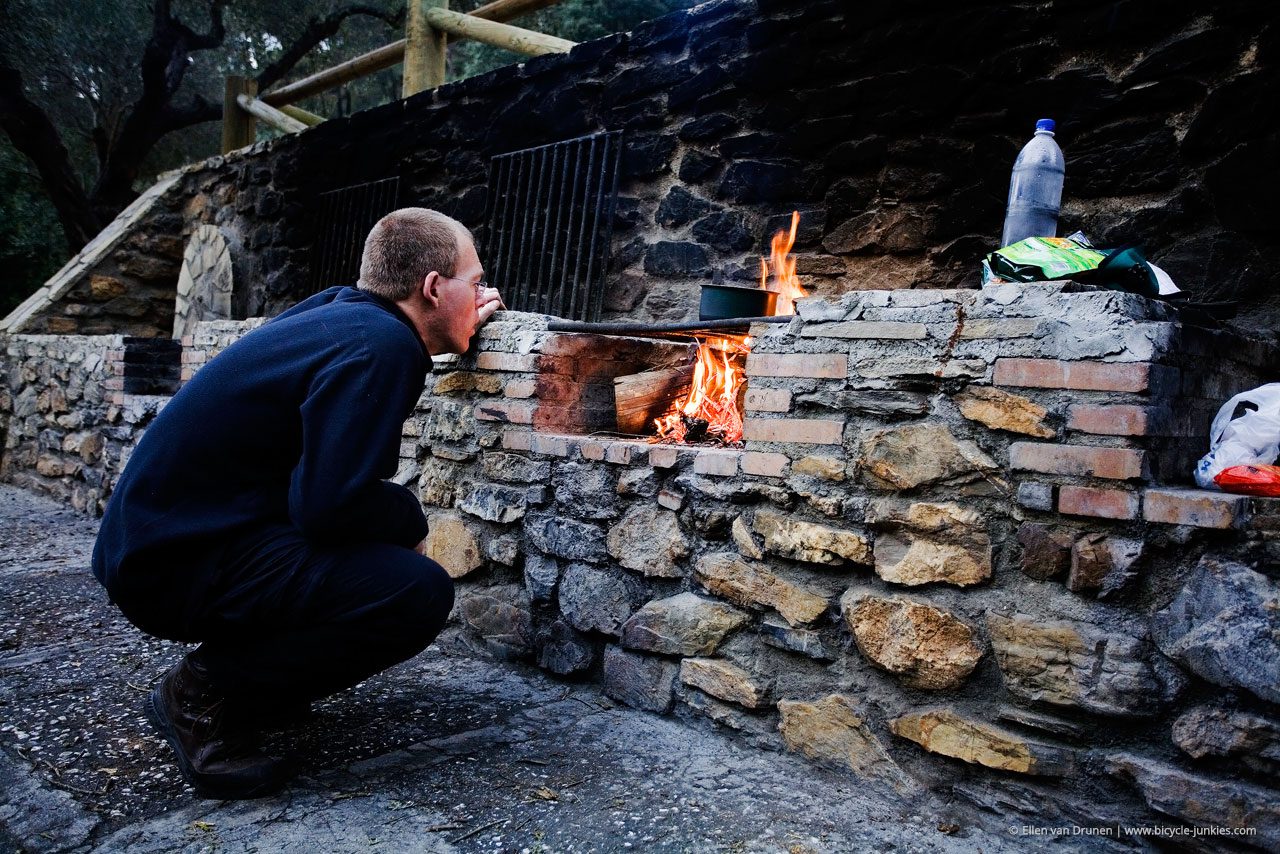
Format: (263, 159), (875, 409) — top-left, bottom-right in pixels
(279, 104), (325, 127)
(469, 0), (562, 22)
(222, 76), (257, 153)
(423, 6), (574, 56)
(260, 40), (407, 107)
(403, 0), (447, 98)
(258, 0), (566, 107)
(236, 93), (309, 134)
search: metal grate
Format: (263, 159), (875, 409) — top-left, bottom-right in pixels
(310, 176), (401, 291)
(484, 131), (623, 322)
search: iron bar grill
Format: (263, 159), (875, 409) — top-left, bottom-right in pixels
(484, 130), (623, 322)
(310, 176), (401, 291)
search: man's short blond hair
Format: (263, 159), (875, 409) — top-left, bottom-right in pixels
(357, 208), (471, 301)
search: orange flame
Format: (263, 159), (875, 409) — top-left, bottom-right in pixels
(760, 210), (807, 315)
(652, 335), (750, 444)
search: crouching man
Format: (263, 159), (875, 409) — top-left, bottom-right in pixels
(92, 208), (504, 799)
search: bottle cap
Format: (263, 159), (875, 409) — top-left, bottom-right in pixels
(1036, 118), (1056, 133)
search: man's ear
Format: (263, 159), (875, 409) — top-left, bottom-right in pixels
(421, 271), (443, 309)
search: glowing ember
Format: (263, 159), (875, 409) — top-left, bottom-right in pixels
(760, 210), (807, 315)
(652, 335), (751, 444)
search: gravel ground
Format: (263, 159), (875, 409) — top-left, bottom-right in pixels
(0, 484), (1045, 853)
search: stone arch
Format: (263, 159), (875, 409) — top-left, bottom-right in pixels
(173, 224), (233, 338)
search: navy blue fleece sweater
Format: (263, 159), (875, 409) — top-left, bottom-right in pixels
(92, 286), (432, 594)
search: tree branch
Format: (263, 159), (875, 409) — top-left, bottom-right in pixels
(255, 5), (405, 93)
(0, 66), (102, 250)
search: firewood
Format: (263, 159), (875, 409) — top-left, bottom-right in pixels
(614, 365), (695, 435)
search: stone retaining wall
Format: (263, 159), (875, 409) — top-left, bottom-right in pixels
(0, 335), (167, 513)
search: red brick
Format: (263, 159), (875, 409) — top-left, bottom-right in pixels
(1009, 442), (1149, 481)
(476, 352), (538, 372)
(647, 446), (679, 468)
(1143, 488), (1248, 529)
(1058, 485), (1140, 520)
(501, 429), (532, 451)
(504, 378), (537, 399)
(605, 442), (647, 465)
(530, 433), (570, 457)
(744, 387), (792, 412)
(741, 451), (789, 477)
(1066, 404), (1169, 436)
(994, 358), (1176, 393)
(693, 449), (741, 476)
(474, 400), (535, 424)
(742, 418), (844, 445)
(745, 353), (846, 379)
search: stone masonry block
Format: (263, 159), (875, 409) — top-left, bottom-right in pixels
(1017, 481), (1055, 511)
(1009, 442), (1150, 481)
(743, 418), (844, 445)
(995, 359), (1177, 394)
(1143, 488), (1249, 529)
(1058, 485), (1141, 520)
(603, 646), (678, 714)
(745, 353), (846, 379)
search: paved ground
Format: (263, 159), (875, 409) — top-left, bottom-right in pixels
(0, 484), (1032, 853)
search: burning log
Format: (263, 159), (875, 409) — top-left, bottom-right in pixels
(613, 365), (695, 435)
(651, 335), (750, 445)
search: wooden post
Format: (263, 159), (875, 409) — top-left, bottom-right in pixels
(403, 0), (447, 99)
(222, 76), (257, 153)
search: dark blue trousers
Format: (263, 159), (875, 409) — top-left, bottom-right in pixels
(113, 523), (455, 703)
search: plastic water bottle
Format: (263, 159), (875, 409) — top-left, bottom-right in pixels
(1000, 118), (1065, 248)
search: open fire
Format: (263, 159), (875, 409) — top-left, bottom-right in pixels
(650, 212), (807, 446)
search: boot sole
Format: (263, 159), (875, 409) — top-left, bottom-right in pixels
(145, 686), (289, 800)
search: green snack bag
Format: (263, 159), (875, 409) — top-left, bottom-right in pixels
(982, 233), (1161, 298)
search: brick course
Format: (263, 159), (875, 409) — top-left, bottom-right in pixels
(743, 418), (845, 445)
(1058, 485), (1141, 520)
(745, 353), (847, 379)
(995, 359), (1176, 394)
(1009, 442), (1150, 481)
(1143, 488), (1249, 529)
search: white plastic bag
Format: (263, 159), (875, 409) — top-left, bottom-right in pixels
(1194, 383), (1280, 489)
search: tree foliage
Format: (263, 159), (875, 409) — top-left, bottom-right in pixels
(0, 0), (693, 315)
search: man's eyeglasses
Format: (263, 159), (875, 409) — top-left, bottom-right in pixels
(441, 275), (489, 299)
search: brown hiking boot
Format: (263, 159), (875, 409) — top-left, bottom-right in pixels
(145, 653), (294, 799)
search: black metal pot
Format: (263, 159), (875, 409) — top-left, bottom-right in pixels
(699, 284), (778, 321)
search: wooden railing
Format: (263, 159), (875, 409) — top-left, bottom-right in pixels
(222, 0), (571, 153)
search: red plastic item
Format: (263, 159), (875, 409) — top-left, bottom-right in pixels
(1214, 464), (1280, 496)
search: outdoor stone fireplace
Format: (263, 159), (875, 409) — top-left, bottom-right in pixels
(2, 0), (1279, 843)
(393, 281), (1279, 842)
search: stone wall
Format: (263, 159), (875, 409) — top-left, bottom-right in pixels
(407, 286), (1280, 844)
(12, 0), (1280, 337)
(0, 335), (168, 513)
